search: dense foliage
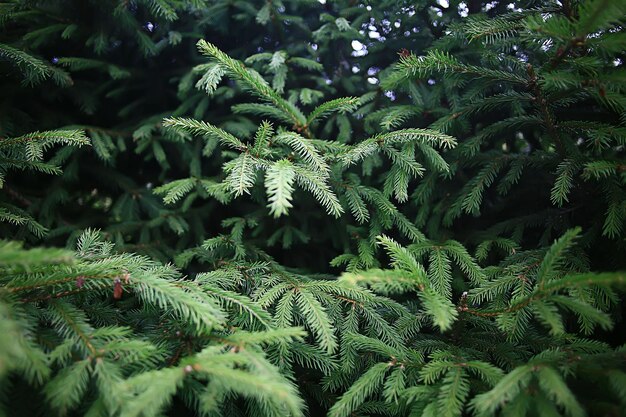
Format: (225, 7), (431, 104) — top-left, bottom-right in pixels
(1, 0), (625, 416)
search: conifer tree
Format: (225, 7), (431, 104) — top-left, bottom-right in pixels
(1, 0), (625, 416)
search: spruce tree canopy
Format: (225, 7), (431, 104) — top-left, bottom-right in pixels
(0, 0), (625, 416)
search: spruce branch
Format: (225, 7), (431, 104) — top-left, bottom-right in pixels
(162, 117), (247, 151)
(327, 362), (390, 417)
(196, 40), (307, 128)
(0, 42), (51, 84)
(396, 50), (528, 84)
(306, 97), (360, 126)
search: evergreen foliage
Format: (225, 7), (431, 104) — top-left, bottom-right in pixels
(0, 0), (625, 416)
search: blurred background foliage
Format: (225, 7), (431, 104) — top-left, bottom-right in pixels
(1, 0), (538, 267)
